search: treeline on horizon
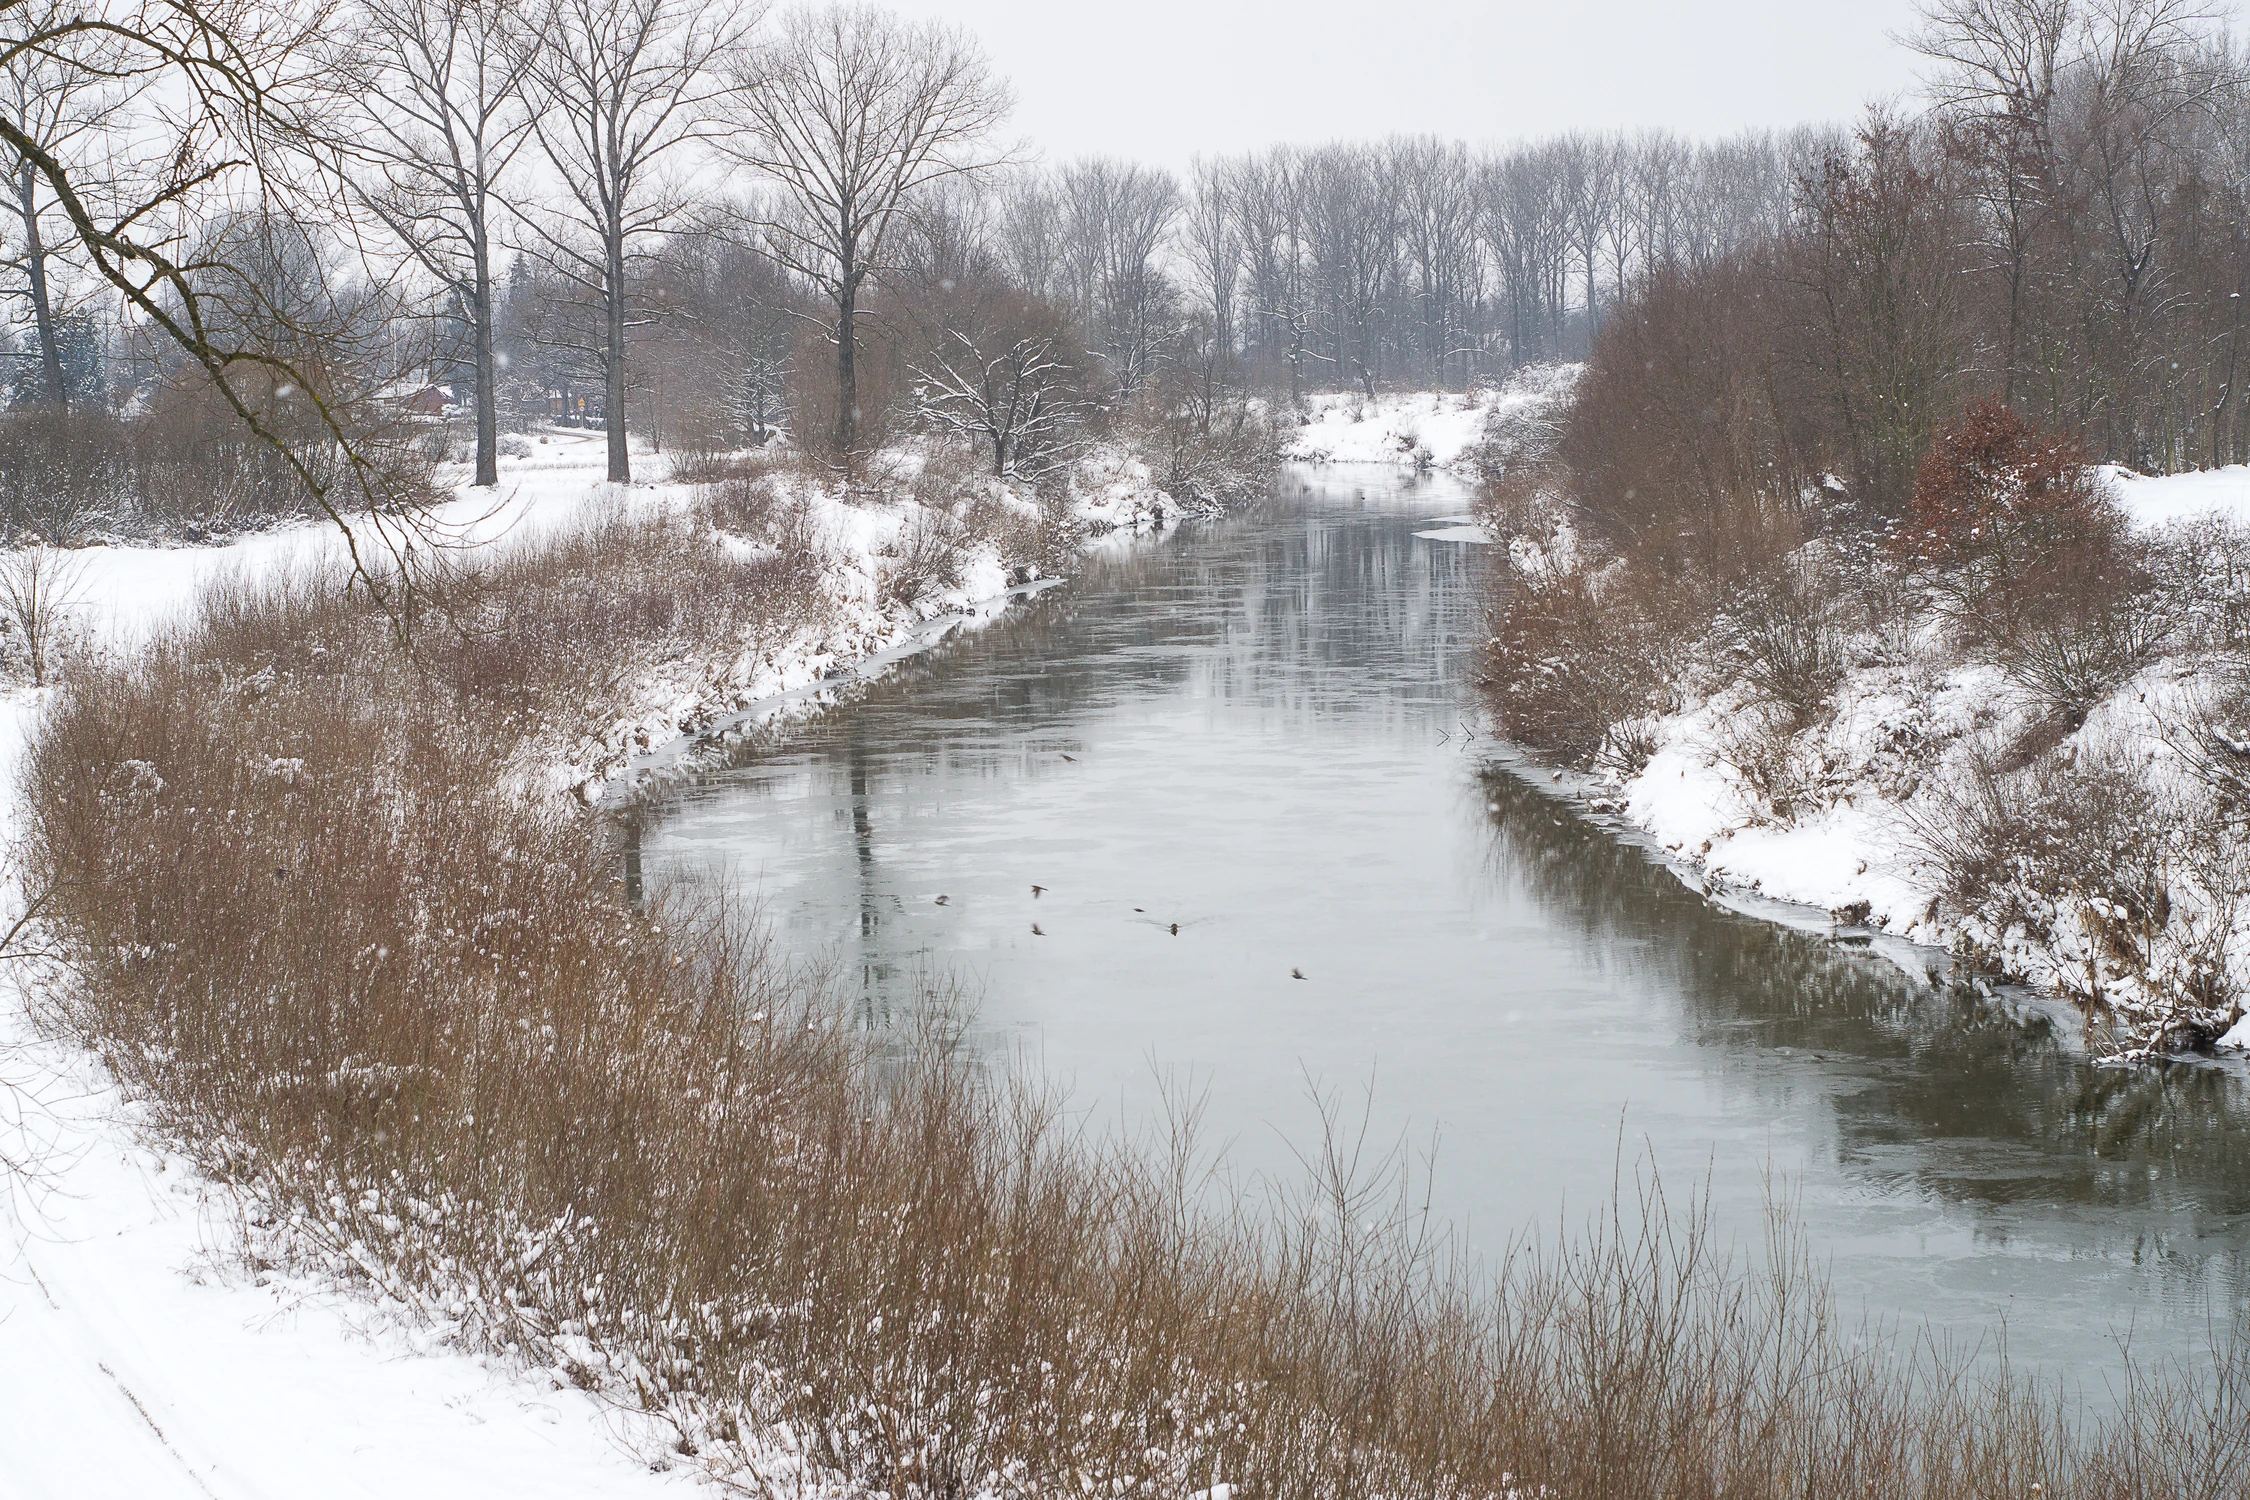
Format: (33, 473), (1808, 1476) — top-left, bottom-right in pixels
(16, 0), (2250, 533)
(6, 0), (1827, 531)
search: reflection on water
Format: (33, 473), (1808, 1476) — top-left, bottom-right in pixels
(642, 470), (2250, 1372)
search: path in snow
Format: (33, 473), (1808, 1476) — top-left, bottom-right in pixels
(0, 428), (687, 1499)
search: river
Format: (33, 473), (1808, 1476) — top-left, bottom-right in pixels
(639, 466), (2250, 1377)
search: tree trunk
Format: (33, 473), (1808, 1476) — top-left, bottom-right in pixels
(834, 276), (858, 458)
(605, 224), (631, 484)
(17, 162), (67, 413)
(471, 232), (499, 488)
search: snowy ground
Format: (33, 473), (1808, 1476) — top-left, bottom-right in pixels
(0, 428), (1186, 1497)
(2108, 463), (2250, 528)
(1553, 464), (2250, 1052)
(1278, 365), (1580, 474)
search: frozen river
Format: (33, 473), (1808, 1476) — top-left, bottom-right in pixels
(640, 467), (2250, 1377)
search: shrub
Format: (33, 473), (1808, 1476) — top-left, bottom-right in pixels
(877, 510), (968, 606)
(1901, 735), (2239, 1040)
(0, 409), (132, 542)
(1900, 399), (2163, 717)
(1485, 562), (1693, 770)
(1715, 546), (1848, 726)
(28, 515), (2250, 1494)
(0, 544), (86, 686)
(0, 384), (437, 545)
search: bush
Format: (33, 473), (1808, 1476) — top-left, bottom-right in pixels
(0, 382), (436, 545)
(1902, 734), (2240, 1040)
(30, 512), (2250, 1493)
(1485, 561), (1694, 770)
(1714, 545), (1848, 726)
(877, 510), (968, 606)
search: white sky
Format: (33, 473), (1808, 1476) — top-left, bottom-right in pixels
(880, 0), (1934, 170)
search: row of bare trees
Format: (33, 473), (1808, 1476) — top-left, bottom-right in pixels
(0, 0), (1838, 509)
(24, 0), (2250, 549)
(1564, 0), (2250, 555)
(984, 131), (1818, 405)
(3, 0), (1012, 496)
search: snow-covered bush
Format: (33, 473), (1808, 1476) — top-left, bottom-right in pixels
(876, 510), (969, 606)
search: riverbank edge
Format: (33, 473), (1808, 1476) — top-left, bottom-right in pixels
(1477, 466), (2250, 1065)
(1465, 740), (2122, 1057)
(0, 437), (1213, 1492)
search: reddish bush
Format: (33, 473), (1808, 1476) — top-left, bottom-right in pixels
(1900, 398), (2164, 713)
(1900, 399), (2123, 607)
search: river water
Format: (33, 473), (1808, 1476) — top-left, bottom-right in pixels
(641, 467), (2250, 1376)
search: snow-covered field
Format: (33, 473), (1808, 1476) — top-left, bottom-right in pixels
(0, 428), (1186, 1498)
(1278, 364), (1580, 474)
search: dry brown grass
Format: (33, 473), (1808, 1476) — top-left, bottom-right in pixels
(23, 515), (2250, 1495)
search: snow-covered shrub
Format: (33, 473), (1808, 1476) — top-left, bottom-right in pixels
(1899, 399), (2166, 718)
(1487, 562), (1691, 770)
(1463, 382), (1566, 485)
(698, 468), (789, 541)
(0, 542), (85, 687)
(1155, 413), (1277, 511)
(0, 409), (131, 542)
(876, 510), (969, 606)
(1900, 731), (2241, 1039)
(1714, 548), (1849, 726)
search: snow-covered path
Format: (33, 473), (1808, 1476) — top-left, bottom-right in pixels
(0, 427), (693, 1493)
(3, 1045), (687, 1499)
(0, 426), (1193, 1495)
(0, 431), (689, 1498)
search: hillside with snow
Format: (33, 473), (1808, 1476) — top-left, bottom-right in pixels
(1561, 462), (2250, 1057)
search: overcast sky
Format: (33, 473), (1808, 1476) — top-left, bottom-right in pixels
(881, 0), (1934, 169)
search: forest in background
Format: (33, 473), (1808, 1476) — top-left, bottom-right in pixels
(4, 0), (1831, 546)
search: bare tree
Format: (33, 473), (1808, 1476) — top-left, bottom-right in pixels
(717, 3), (1012, 462)
(0, 540), (81, 685)
(1180, 157), (1240, 372)
(1059, 156), (1181, 403)
(518, 0), (747, 484)
(995, 169), (1062, 301)
(913, 308), (1082, 478)
(1, 1), (129, 413)
(0, 0), (447, 611)
(332, 0), (537, 487)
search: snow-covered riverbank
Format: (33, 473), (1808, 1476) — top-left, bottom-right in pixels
(1547, 465), (2250, 1058)
(0, 428), (1190, 1498)
(1278, 365), (1580, 474)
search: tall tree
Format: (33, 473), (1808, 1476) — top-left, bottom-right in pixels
(718, 2), (1011, 462)
(1, 0), (443, 604)
(1058, 156), (1180, 403)
(519, 0), (746, 483)
(1, 0), (121, 413)
(333, 0), (538, 487)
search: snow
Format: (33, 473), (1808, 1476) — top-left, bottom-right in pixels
(1279, 364), (1580, 474)
(2107, 464), (2250, 528)
(1412, 516), (1493, 544)
(1549, 478), (2250, 1044)
(2, 1025), (690, 1499)
(0, 425), (1189, 1496)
